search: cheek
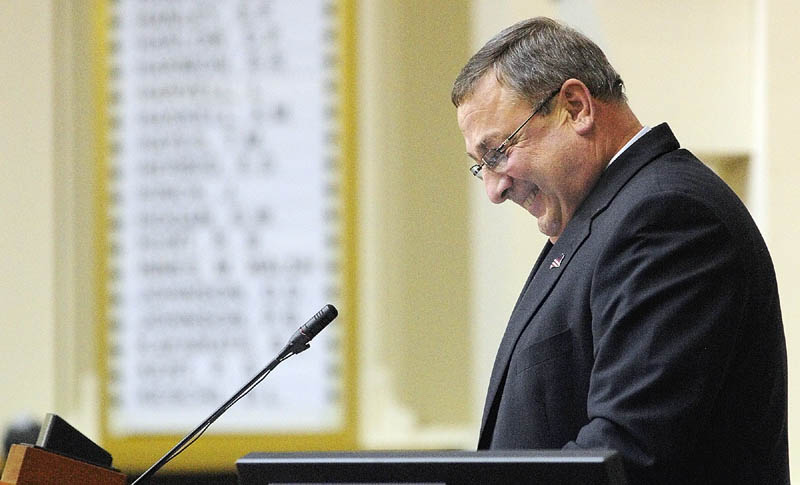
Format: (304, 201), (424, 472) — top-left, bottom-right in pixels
(504, 152), (536, 181)
(542, 192), (562, 211)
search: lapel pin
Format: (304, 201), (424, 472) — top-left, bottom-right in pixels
(550, 253), (565, 270)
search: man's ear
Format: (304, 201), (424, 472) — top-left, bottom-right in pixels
(560, 79), (594, 135)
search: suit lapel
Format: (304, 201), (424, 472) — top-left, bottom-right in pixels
(478, 240), (552, 442)
(477, 123), (681, 447)
(478, 220), (592, 446)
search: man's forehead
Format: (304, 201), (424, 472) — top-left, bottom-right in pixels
(458, 75), (505, 113)
(460, 73), (530, 118)
(457, 75), (525, 154)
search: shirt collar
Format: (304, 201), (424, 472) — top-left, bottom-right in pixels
(606, 125), (651, 169)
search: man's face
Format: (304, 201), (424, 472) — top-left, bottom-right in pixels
(457, 75), (584, 240)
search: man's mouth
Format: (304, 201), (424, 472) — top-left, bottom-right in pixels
(522, 185), (540, 211)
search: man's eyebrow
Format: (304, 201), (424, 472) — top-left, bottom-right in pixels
(466, 137), (494, 162)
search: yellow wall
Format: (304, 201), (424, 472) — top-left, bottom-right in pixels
(2, 0), (799, 479)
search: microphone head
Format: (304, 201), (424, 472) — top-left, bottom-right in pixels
(302, 304), (338, 339)
(286, 304), (339, 353)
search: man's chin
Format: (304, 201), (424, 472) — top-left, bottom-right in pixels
(537, 216), (562, 240)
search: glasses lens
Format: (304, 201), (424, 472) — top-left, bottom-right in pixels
(483, 149), (506, 170)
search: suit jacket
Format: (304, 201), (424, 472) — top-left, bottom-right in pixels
(478, 124), (788, 484)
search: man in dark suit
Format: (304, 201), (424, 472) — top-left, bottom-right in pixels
(452, 17), (788, 484)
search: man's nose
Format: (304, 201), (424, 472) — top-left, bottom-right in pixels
(484, 170), (511, 204)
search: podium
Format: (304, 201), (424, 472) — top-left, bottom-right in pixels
(0, 444), (126, 485)
(1, 414), (125, 485)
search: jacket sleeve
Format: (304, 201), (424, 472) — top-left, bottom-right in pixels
(563, 191), (747, 483)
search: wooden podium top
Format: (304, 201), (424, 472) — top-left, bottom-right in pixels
(1, 443), (126, 485)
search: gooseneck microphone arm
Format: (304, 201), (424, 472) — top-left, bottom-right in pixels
(131, 304), (338, 485)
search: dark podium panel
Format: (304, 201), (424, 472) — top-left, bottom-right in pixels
(236, 450), (628, 484)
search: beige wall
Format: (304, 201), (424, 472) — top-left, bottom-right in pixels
(0, 0), (58, 431)
(357, 0), (474, 448)
(764, 0), (800, 477)
(2, 0), (799, 479)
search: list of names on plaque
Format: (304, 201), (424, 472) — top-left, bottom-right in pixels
(107, 0), (343, 435)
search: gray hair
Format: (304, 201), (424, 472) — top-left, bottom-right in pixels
(451, 17), (625, 108)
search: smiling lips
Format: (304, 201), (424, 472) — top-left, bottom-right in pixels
(522, 185), (541, 214)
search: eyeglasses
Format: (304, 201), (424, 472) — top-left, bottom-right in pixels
(469, 88), (560, 180)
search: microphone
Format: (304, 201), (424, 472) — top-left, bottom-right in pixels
(287, 303), (338, 353)
(131, 304), (338, 484)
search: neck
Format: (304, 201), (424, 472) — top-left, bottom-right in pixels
(546, 102), (642, 245)
(599, 102), (643, 163)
